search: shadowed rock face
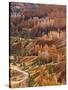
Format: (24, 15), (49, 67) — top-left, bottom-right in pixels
(54, 61), (66, 84)
(58, 69), (66, 84)
(54, 61), (65, 73)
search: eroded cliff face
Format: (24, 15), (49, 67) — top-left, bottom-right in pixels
(9, 2), (66, 87)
